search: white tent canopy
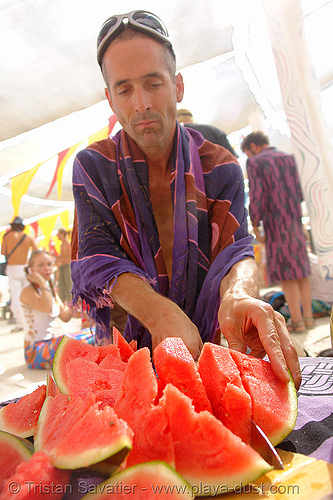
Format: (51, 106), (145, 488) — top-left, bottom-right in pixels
(0, 0), (332, 231)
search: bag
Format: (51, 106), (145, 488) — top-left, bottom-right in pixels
(0, 260), (7, 276)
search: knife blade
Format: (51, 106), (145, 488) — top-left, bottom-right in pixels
(251, 419), (284, 470)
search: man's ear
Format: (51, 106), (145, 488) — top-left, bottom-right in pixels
(105, 87), (115, 113)
(175, 73), (185, 103)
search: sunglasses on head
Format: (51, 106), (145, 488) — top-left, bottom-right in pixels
(97, 10), (173, 67)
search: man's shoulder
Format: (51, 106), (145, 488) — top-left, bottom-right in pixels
(199, 140), (240, 175)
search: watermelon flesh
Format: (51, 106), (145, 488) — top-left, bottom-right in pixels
(197, 343), (252, 443)
(0, 384), (46, 438)
(114, 348), (175, 468)
(46, 373), (61, 397)
(80, 461), (192, 499)
(66, 358), (124, 405)
(162, 383), (271, 493)
(0, 431), (33, 493)
(113, 327), (136, 362)
(230, 349), (298, 445)
(1, 451), (71, 500)
(34, 392), (133, 469)
(154, 337), (212, 413)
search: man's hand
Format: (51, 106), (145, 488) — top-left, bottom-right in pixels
(149, 304), (203, 360)
(219, 258), (301, 390)
(218, 293), (302, 390)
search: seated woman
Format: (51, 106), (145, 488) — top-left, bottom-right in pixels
(20, 250), (94, 369)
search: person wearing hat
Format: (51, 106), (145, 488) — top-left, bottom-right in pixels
(1, 216), (37, 331)
(70, 10), (301, 390)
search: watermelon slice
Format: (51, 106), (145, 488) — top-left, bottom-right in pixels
(34, 392), (133, 469)
(162, 383), (272, 493)
(0, 384), (46, 438)
(1, 451), (71, 500)
(230, 349), (298, 445)
(46, 373), (60, 397)
(0, 431), (33, 493)
(53, 336), (99, 392)
(114, 348), (175, 468)
(197, 343), (252, 443)
(154, 337), (212, 413)
(80, 461), (192, 499)
(113, 327), (135, 362)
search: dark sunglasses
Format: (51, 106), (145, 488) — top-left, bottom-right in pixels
(97, 10), (173, 67)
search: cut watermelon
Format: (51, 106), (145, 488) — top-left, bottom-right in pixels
(0, 431), (33, 493)
(0, 384), (46, 438)
(162, 383), (271, 493)
(99, 353), (128, 371)
(65, 358), (124, 405)
(113, 327), (135, 362)
(1, 451), (71, 500)
(114, 348), (175, 468)
(46, 373), (60, 397)
(80, 461), (192, 499)
(97, 343), (122, 363)
(230, 349), (298, 445)
(197, 343), (252, 443)
(34, 392), (133, 469)
(154, 337), (212, 413)
(53, 336), (99, 392)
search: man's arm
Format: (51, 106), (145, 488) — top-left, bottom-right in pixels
(218, 257), (301, 389)
(109, 272), (203, 359)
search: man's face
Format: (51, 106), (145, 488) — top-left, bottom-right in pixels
(103, 36), (184, 158)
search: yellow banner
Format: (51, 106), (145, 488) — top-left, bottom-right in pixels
(37, 214), (59, 250)
(88, 126), (110, 145)
(10, 164), (41, 216)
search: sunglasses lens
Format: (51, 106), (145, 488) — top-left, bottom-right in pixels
(97, 17), (118, 46)
(132, 12), (168, 37)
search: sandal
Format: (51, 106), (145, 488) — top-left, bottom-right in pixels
(287, 320), (307, 333)
(304, 317), (315, 329)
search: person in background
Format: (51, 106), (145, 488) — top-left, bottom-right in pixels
(56, 228), (73, 304)
(20, 250), (94, 369)
(241, 131), (314, 334)
(71, 11), (301, 389)
(1, 216), (37, 332)
(177, 108), (238, 156)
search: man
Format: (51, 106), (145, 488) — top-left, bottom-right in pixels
(71, 11), (300, 388)
(177, 108), (238, 156)
(1, 216), (37, 331)
(241, 131), (313, 335)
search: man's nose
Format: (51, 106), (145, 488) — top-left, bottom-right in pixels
(133, 87), (151, 113)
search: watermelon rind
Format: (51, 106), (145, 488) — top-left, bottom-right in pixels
(52, 434), (132, 470)
(269, 373), (298, 446)
(80, 461), (193, 499)
(0, 431), (34, 455)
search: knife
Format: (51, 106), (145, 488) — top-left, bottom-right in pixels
(251, 419), (284, 470)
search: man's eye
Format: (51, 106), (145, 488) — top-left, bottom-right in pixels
(118, 88), (130, 95)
